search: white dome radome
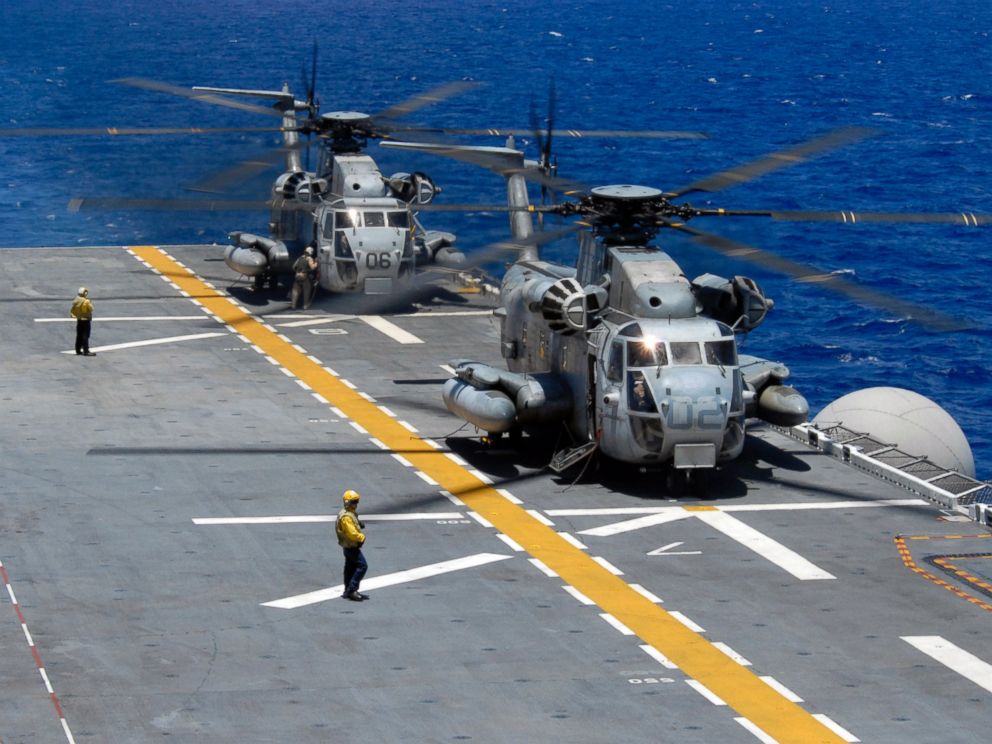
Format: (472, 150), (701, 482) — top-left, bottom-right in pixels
(813, 387), (975, 478)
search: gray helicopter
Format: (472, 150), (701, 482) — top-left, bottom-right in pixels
(106, 68), (476, 296)
(45, 71), (704, 300)
(384, 128), (990, 484)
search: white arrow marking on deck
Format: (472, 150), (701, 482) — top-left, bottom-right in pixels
(647, 541), (702, 557)
(60, 331), (226, 354)
(262, 552), (513, 609)
(902, 636), (992, 694)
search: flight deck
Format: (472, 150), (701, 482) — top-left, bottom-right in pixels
(1, 244), (990, 743)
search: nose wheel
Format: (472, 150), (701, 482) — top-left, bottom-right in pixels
(667, 467), (710, 497)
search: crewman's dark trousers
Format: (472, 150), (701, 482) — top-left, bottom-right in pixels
(343, 547), (368, 594)
(75, 319), (91, 354)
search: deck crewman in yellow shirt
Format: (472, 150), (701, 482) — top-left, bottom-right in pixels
(336, 490), (369, 601)
(70, 287), (96, 356)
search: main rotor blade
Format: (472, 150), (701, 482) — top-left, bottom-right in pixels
(68, 197), (274, 212)
(188, 145), (295, 194)
(694, 208), (992, 226)
(414, 202), (550, 213)
(0, 126), (287, 138)
(111, 77), (287, 119)
(410, 127), (708, 140)
(668, 126), (876, 198)
(373, 80), (481, 122)
(668, 222), (970, 331)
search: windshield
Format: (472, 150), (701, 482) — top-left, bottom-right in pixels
(387, 211), (409, 228)
(627, 339), (668, 368)
(363, 211), (385, 227)
(670, 341), (702, 365)
(337, 209), (359, 229)
(705, 340), (737, 366)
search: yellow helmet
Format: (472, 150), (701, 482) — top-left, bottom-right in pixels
(342, 489), (361, 504)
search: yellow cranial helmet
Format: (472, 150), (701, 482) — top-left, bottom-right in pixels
(342, 489), (361, 504)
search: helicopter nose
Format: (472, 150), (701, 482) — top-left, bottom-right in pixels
(652, 368), (731, 435)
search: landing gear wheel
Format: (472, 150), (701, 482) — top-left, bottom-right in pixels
(666, 468), (710, 497)
(687, 468), (710, 497)
(481, 431), (504, 448)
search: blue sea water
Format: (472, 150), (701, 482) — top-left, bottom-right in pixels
(2, 0), (990, 477)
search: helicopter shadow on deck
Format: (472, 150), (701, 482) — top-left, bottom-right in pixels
(441, 427), (823, 504)
(225, 279), (476, 315)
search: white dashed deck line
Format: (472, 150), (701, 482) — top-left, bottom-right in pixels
(349, 421), (368, 435)
(629, 584), (664, 604)
(639, 644), (678, 670)
(686, 679), (726, 706)
(669, 611), (704, 633)
(528, 558), (558, 578)
(391, 453), (412, 467)
(811, 714), (860, 742)
(712, 642), (752, 666)
(735, 718), (778, 744)
(562, 585), (595, 606)
(760, 676), (803, 702)
(467, 511), (493, 528)
(526, 509), (554, 526)
(557, 532), (588, 550)
(599, 613), (635, 636)
(496, 534), (525, 552)
(496, 488), (523, 504)
(415, 471), (438, 486)
(591, 556), (623, 576)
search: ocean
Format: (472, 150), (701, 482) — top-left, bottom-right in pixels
(2, 0), (990, 477)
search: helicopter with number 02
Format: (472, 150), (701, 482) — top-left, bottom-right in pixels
(384, 125), (991, 486)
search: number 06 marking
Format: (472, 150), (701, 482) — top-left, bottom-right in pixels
(365, 252), (392, 269)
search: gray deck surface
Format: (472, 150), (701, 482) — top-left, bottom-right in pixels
(1, 244), (989, 743)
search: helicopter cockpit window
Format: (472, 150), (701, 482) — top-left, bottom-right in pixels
(627, 371), (658, 414)
(670, 341), (703, 365)
(387, 211), (409, 228)
(337, 210), (359, 229)
(627, 339), (668, 368)
(363, 212), (385, 227)
(606, 340), (624, 382)
(704, 340), (737, 366)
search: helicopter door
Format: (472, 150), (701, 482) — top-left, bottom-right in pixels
(318, 211), (337, 290)
(599, 339), (626, 457)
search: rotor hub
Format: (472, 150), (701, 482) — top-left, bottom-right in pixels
(590, 185), (664, 201)
(320, 111), (373, 124)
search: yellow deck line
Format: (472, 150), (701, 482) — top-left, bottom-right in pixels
(132, 245), (843, 743)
